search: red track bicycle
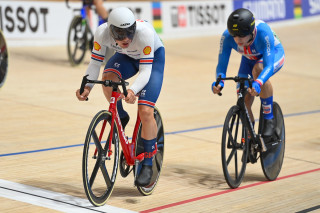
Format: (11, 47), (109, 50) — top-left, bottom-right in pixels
(79, 75), (165, 206)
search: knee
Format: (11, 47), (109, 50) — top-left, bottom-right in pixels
(252, 63), (263, 79)
(139, 106), (154, 123)
(102, 72), (119, 81)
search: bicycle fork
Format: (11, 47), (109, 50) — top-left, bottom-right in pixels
(242, 105), (267, 152)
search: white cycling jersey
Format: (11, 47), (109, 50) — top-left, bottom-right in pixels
(85, 19), (164, 94)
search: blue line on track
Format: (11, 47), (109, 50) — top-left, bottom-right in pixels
(1, 110), (319, 157)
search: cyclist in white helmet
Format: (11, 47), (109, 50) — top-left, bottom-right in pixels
(76, 7), (165, 187)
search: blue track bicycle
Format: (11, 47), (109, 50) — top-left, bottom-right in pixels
(66, 0), (105, 66)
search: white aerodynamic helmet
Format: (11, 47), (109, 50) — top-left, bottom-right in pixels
(108, 7), (136, 40)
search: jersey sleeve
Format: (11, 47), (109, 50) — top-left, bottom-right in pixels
(85, 24), (108, 88)
(216, 30), (233, 79)
(129, 27), (154, 95)
(256, 24), (275, 85)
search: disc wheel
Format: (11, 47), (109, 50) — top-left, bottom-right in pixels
(221, 105), (249, 189)
(259, 102), (285, 180)
(82, 110), (119, 206)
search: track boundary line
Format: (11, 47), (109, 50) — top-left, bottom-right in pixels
(140, 168), (320, 213)
(1, 109), (319, 157)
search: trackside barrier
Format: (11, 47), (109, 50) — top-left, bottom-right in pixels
(1, 0), (320, 46)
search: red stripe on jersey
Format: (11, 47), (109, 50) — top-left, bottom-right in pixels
(256, 79), (263, 86)
(279, 56), (284, 66)
(140, 59), (153, 63)
(92, 54), (104, 61)
(247, 46), (258, 60)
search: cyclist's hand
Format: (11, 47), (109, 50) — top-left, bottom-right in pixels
(211, 81), (224, 94)
(124, 89), (136, 104)
(248, 81), (261, 96)
(76, 86), (90, 101)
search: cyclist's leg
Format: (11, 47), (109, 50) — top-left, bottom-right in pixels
(238, 56), (256, 124)
(136, 47), (165, 186)
(93, 0), (108, 20)
(102, 53), (138, 127)
(253, 46), (285, 136)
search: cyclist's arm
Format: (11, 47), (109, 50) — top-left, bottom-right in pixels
(129, 28), (154, 95)
(255, 26), (275, 86)
(85, 24), (108, 88)
(216, 31), (233, 79)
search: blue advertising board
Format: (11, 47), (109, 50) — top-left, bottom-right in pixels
(233, 0), (294, 22)
(233, 0), (320, 22)
(302, 0), (320, 17)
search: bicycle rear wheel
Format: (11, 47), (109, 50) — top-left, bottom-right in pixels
(0, 30), (8, 89)
(82, 110), (119, 206)
(67, 15), (89, 66)
(221, 105), (249, 188)
(259, 102), (285, 180)
(135, 107), (165, 195)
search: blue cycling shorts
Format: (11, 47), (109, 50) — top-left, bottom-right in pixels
(103, 47), (165, 108)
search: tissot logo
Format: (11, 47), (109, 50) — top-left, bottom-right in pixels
(0, 5), (49, 33)
(170, 3), (226, 28)
(120, 23), (130, 26)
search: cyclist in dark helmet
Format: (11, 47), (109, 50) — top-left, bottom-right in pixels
(212, 8), (285, 138)
(76, 7), (165, 187)
(227, 8), (255, 38)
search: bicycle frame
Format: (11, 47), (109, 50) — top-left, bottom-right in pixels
(217, 76), (267, 152)
(82, 76), (156, 168)
(107, 88), (141, 166)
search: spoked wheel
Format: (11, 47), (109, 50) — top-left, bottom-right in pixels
(259, 102), (285, 180)
(67, 16), (89, 66)
(0, 30), (8, 89)
(221, 105), (249, 189)
(82, 110), (119, 206)
(135, 107), (165, 195)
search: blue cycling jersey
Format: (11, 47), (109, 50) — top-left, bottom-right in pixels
(216, 20), (284, 85)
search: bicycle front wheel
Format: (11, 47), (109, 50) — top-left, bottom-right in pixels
(0, 30), (8, 89)
(67, 15), (88, 66)
(221, 105), (249, 189)
(82, 110), (119, 206)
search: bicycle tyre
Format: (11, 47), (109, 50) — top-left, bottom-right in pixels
(0, 30), (8, 89)
(82, 110), (119, 206)
(67, 15), (89, 66)
(135, 107), (165, 196)
(259, 102), (285, 181)
(221, 105), (249, 189)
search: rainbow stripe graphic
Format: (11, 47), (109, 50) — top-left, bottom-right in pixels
(294, 0), (302, 18)
(152, 2), (162, 33)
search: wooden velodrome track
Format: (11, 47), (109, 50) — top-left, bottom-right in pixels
(0, 18), (320, 213)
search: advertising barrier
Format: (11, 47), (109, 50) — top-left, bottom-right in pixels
(0, 0), (319, 46)
(0, 1), (151, 46)
(160, 1), (233, 38)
